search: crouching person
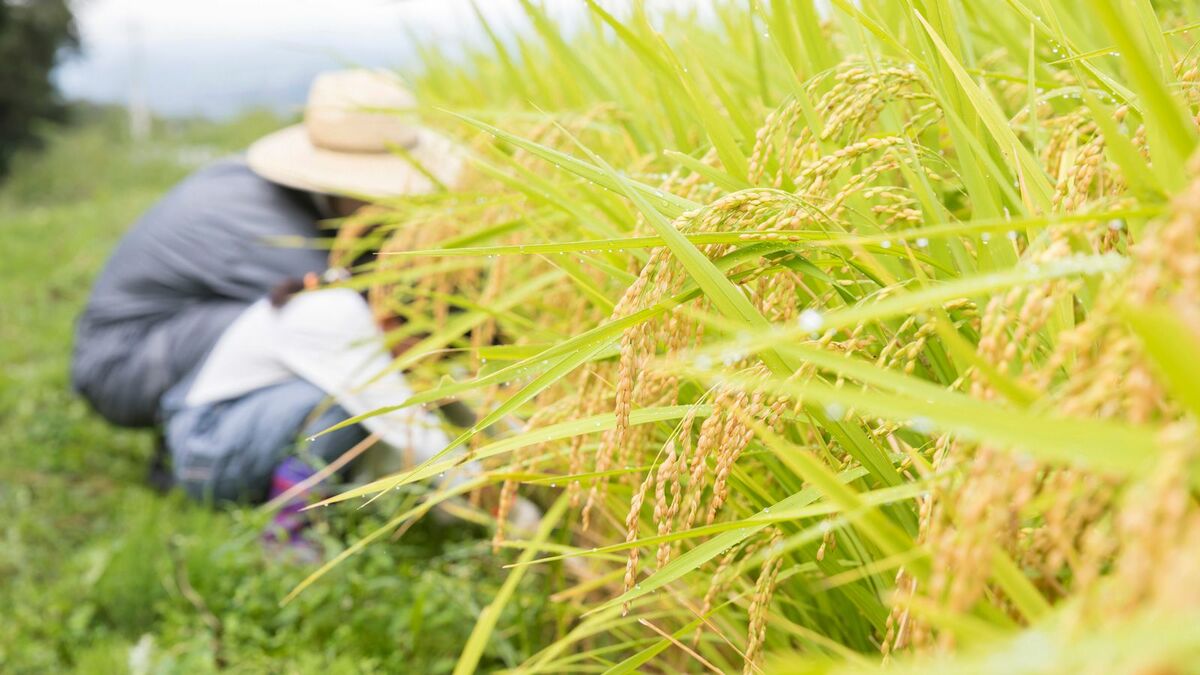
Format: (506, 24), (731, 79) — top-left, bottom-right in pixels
(70, 71), (522, 533)
(161, 284), (494, 551)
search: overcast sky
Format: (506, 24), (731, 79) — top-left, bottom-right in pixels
(56, 0), (594, 117)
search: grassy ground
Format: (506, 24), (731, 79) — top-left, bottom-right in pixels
(0, 111), (551, 674)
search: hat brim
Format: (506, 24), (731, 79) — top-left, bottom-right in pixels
(246, 124), (464, 198)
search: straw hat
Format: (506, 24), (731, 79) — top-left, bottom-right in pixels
(247, 69), (463, 197)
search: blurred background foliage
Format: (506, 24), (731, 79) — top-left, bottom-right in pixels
(0, 0), (77, 178)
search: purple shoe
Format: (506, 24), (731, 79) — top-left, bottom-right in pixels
(262, 457), (323, 564)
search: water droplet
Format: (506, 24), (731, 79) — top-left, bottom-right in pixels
(1007, 230), (1019, 240)
(798, 309), (824, 333)
(824, 402), (846, 420)
(916, 237), (929, 248)
(909, 416), (934, 434)
(881, 239), (892, 249)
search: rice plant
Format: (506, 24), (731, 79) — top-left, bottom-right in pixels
(308, 0), (1200, 671)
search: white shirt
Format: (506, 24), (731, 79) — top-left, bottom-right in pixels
(186, 288), (463, 477)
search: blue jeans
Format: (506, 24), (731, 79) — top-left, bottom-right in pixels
(161, 377), (368, 503)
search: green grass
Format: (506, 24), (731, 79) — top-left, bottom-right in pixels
(0, 111), (554, 674)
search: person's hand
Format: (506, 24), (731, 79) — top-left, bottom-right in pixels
(270, 269), (352, 308)
(506, 495), (542, 535)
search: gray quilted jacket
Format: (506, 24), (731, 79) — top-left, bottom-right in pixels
(71, 158), (328, 427)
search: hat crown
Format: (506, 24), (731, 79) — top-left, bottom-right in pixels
(304, 70), (420, 153)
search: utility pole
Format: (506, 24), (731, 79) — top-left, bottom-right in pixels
(127, 19), (150, 142)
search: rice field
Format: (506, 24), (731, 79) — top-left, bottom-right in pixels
(294, 0), (1200, 672)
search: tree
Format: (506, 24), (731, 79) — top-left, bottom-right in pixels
(0, 0), (78, 178)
